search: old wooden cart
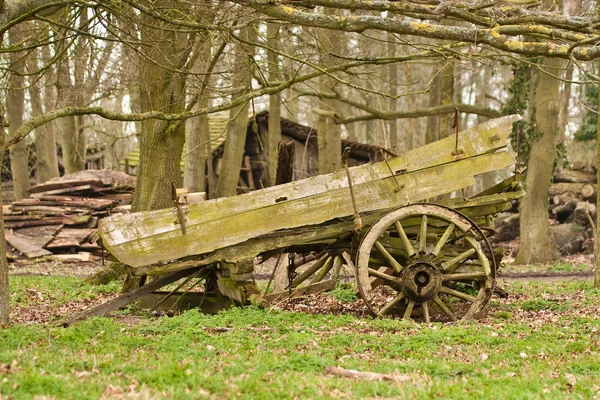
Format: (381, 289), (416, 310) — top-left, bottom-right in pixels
(90, 115), (524, 324)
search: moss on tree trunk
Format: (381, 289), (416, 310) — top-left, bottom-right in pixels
(131, 2), (193, 212)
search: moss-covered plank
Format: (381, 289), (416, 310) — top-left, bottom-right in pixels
(110, 150), (513, 269)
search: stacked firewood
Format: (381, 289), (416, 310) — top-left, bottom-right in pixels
(495, 168), (597, 255)
(4, 170), (134, 261)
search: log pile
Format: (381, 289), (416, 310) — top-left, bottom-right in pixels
(4, 170), (134, 261)
(495, 168), (596, 255)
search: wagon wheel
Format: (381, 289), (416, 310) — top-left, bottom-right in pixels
(356, 203), (495, 322)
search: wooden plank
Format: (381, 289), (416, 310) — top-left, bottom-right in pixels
(14, 224), (63, 237)
(134, 193), (512, 276)
(45, 228), (94, 250)
(104, 150), (515, 268)
(28, 179), (109, 194)
(263, 279), (336, 302)
(52, 252), (94, 262)
(45, 238), (80, 249)
(4, 215), (44, 221)
(29, 185), (96, 198)
(63, 268), (197, 326)
(9, 205), (91, 214)
(11, 197), (117, 210)
(5, 230), (53, 258)
(4, 217), (85, 229)
(55, 228), (94, 243)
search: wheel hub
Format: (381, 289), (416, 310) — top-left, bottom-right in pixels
(401, 261), (442, 301)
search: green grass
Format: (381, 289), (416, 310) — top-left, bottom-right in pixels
(1, 276), (599, 399)
(547, 263), (591, 273)
(502, 261), (593, 275)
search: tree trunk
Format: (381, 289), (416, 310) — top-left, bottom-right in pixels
(425, 61), (454, 144)
(55, 36), (83, 174)
(131, 2), (194, 211)
(184, 38), (212, 193)
(515, 58), (562, 264)
(387, 32), (400, 153)
(316, 14), (342, 175)
(40, 43), (60, 179)
(0, 166), (8, 326)
(54, 17), (85, 174)
(596, 78), (600, 288)
(8, 26), (30, 200)
(267, 22), (282, 186)
(29, 74), (59, 184)
(215, 26), (256, 198)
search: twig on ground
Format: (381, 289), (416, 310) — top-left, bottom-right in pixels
(325, 366), (411, 382)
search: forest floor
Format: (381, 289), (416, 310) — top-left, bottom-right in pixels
(1, 255), (599, 399)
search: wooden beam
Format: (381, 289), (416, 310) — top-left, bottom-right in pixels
(63, 268), (197, 326)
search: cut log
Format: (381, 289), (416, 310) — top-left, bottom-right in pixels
(551, 223), (585, 255)
(549, 182), (596, 199)
(5, 230), (53, 259)
(573, 201), (597, 226)
(495, 213), (520, 242)
(551, 198), (578, 223)
(553, 169), (596, 184)
(581, 184), (595, 200)
(63, 268), (198, 326)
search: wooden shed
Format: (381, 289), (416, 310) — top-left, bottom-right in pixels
(121, 110), (384, 195)
(211, 110), (384, 193)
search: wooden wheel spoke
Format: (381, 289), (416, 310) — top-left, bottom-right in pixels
(378, 292), (406, 316)
(464, 236), (492, 288)
(441, 248), (476, 274)
(421, 301), (430, 323)
(367, 268), (402, 287)
(394, 221), (415, 257)
(403, 299), (416, 320)
(439, 285), (477, 303)
(433, 295), (457, 322)
(442, 271), (487, 282)
(419, 215), (428, 253)
(432, 223), (455, 257)
(374, 241), (403, 273)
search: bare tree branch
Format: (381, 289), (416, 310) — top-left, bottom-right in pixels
(236, 0), (600, 60)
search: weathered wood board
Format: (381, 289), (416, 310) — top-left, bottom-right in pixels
(27, 179), (110, 195)
(5, 231), (53, 258)
(100, 115), (520, 268)
(134, 188), (523, 276)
